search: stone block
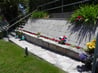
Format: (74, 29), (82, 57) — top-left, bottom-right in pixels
(42, 40), (49, 48)
(22, 31), (80, 60)
(48, 43), (57, 51)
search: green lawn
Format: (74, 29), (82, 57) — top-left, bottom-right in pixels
(0, 40), (66, 73)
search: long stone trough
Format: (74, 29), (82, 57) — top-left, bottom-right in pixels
(20, 30), (85, 60)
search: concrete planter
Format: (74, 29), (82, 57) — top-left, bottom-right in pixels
(21, 31), (80, 60)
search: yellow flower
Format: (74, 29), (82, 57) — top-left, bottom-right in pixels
(92, 46), (95, 49)
(86, 42), (90, 47)
(86, 39), (96, 52)
(88, 45), (93, 50)
(91, 42), (95, 46)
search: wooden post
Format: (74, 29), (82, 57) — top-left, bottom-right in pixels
(25, 47), (29, 56)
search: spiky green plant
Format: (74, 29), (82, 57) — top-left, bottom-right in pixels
(70, 5), (98, 26)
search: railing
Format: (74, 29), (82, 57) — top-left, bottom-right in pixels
(4, 0), (93, 43)
(38, 0), (91, 12)
(7, 0), (92, 30)
(37, 0), (59, 8)
(7, 9), (37, 30)
(4, 9), (37, 40)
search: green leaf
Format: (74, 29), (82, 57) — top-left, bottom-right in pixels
(96, 16), (98, 19)
(94, 20), (97, 25)
(85, 19), (89, 22)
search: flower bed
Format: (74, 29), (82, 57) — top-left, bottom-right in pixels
(19, 29), (82, 49)
(19, 29), (81, 60)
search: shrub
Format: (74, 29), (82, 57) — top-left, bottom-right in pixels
(0, 32), (3, 39)
(31, 11), (48, 18)
(70, 5), (98, 26)
(0, 16), (3, 21)
(0, 31), (5, 39)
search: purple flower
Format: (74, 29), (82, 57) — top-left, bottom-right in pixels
(79, 53), (87, 61)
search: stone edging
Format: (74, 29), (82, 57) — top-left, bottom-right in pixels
(21, 29), (83, 49)
(18, 29), (85, 60)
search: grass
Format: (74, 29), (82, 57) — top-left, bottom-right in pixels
(0, 40), (66, 73)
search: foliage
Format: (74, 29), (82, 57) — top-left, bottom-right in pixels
(31, 11), (48, 18)
(0, 40), (66, 73)
(0, 0), (27, 23)
(36, 32), (41, 37)
(70, 5), (98, 26)
(0, 32), (4, 39)
(0, 16), (2, 21)
(0, 31), (6, 39)
(20, 0), (29, 6)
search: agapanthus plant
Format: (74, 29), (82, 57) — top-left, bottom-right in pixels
(70, 5), (98, 26)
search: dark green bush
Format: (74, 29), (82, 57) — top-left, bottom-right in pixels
(31, 11), (48, 18)
(0, 16), (3, 21)
(70, 5), (98, 26)
(0, 31), (5, 39)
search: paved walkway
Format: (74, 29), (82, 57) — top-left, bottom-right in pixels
(8, 36), (91, 73)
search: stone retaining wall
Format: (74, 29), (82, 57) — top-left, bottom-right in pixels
(23, 19), (98, 49)
(22, 31), (81, 60)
